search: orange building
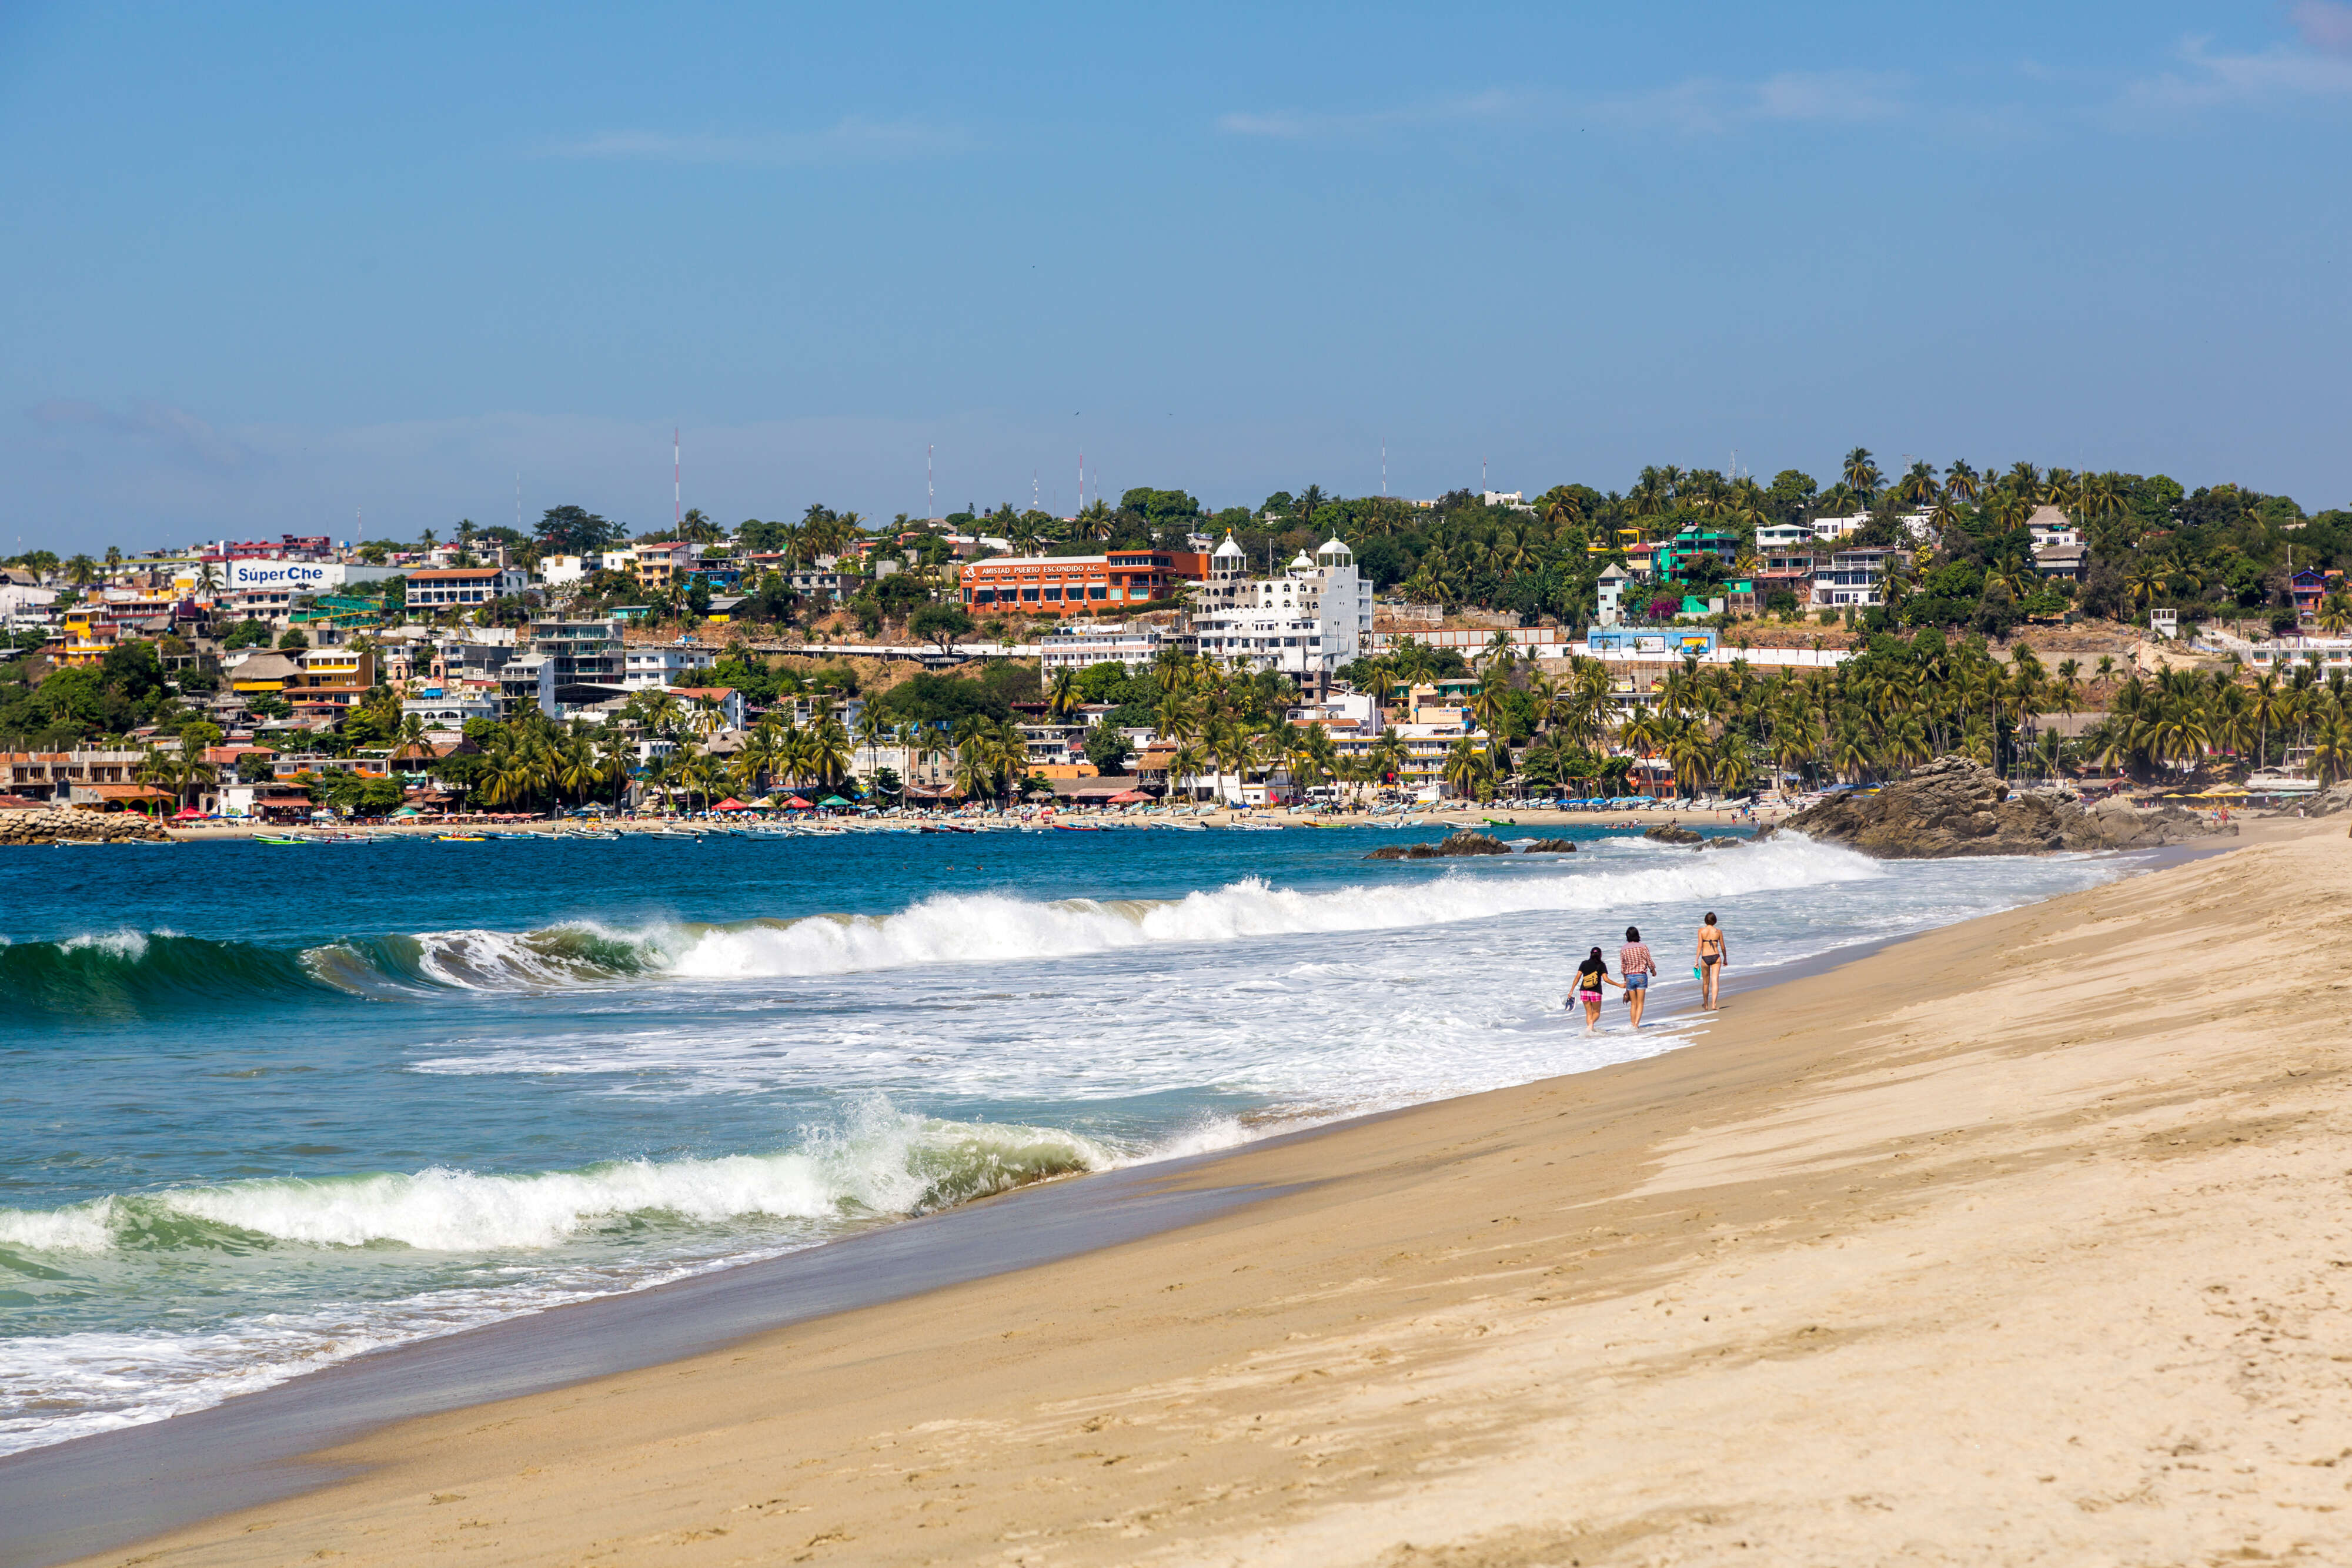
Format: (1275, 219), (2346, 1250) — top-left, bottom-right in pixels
(959, 550), (1209, 617)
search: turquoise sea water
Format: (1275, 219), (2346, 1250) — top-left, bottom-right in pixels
(0, 824), (2138, 1452)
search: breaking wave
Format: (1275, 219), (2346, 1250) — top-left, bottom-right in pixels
(0, 1106), (1111, 1258)
(1, 835), (1879, 1015)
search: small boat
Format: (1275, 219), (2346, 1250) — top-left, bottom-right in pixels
(253, 834), (310, 845)
(435, 833), (487, 842)
(1053, 823), (1103, 833)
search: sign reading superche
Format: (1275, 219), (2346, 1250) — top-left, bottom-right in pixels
(222, 561), (397, 592)
(228, 560), (335, 591)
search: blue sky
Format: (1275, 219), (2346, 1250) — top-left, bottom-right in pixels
(5, 2), (2350, 553)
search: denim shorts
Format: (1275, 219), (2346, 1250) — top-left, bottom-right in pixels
(1626, 973), (1649, 991)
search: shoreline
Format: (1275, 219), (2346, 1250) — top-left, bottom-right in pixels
(16, 816), (2345, 1566)
(0, 882), (1970, 1564)
(150, 802), (1776, 841)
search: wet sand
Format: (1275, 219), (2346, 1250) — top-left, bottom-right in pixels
(26, 815), (2352, 1567)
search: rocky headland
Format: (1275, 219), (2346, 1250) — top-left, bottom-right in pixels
(1762, 755), (2230, 858)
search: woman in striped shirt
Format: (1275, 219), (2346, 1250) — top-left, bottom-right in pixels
(1618, 926), (1658, 1028)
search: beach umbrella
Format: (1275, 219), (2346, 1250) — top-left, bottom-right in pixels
(784, 795), (815, 809)
(713, 797), (747, 811)
(1106, 789), (1151, 804)
(173, 806), (205, 820)
(818, 794), (852, 807)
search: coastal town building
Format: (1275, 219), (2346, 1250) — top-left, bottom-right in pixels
(1367, 626), (1571, 661)
(0, 749), (158, 805)
(1596, 563), (1631, 626)
(404, 566), (529, 614)
(1188, 536), (1372, 676)
(622, 643), (718, 690)
(1811, 546), (1902, 609)
(1038, 623), (1192, 675)
(959, 548), (1210, 617)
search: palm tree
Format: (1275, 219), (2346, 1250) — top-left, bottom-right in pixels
(1045, 667), (1081, 721)
(66, 553), (98, 587)
(1943, 461), (1980, 503)
(597, 728), (636, 810)
(174, 730), (220, 814)
(1841, 447), (1881, 504)
(1441, 735), (1489, 800)
(1896, 461), (1940, 508)
(2317, 590), (2352, 637)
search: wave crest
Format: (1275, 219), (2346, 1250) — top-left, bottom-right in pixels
(2, 835), (1879, 1014)
(0, 1108), (1110, 1257)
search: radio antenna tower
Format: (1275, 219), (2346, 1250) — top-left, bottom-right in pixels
(1078, 452), (1085, 513)
(515, 472), (522, 536)
(927, 444), (935, 521)
(1382, 440), (1388, 497)
(673, 428), (681, 529)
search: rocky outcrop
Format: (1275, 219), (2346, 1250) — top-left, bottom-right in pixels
(0, 809), (171, 845)
(1366, 831), (1512, 861)
(1763, 756), (2230, 858)
(2290, 781), (2352, 818)
(1519, 838), (1579, 854)
(1644, 824), (1703, 845)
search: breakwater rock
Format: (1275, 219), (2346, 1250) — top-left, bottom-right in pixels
(1760, 756), (2230, 858)
(1520, 838), (1579, 854)
(0, 809), (171, 845)
(1645, 824), (1703, 845)
(1366, 831), (1511, 861)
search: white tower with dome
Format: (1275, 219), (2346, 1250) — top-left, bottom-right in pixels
(1186, 533), (1372, 675)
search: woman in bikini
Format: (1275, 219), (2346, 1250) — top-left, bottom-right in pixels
(1573, 945), (1621, 1035)
(1696, 912), (1728, 1009)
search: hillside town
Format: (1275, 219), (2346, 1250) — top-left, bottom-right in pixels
(3, 459), (2350, 828)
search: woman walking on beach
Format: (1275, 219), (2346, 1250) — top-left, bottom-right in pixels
(1696, 912), (1728, 1009)
(1618, 925), (1658, 1027)
(1573, 945), (1621, 1035)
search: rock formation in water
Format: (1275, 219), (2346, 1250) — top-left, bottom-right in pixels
(1365, 830), (1513, 861)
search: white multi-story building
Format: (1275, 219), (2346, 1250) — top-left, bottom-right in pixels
(537, 554), (606, 586)
(1811, 546), (1903, 609)
(1188, 536), (1372, 676)
(622, 644), (718, 690)
(1038, 623), (1193, 675)
(1755, 523), (1812, 551)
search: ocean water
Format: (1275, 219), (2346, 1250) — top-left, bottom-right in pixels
(0, 823), (2139, 1453)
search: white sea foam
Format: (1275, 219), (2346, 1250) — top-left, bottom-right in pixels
(56, 930), (160, 960)
(0, 1201), (117, 1255)
(666, 837), (1881, 981)
(0, 1107), (1112, 1257)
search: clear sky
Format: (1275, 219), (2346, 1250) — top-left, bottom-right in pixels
(5, 2), (2350, 554)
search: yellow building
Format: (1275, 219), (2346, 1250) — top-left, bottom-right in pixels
(53, 607), (112, 666)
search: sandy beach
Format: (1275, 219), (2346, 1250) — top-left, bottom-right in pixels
(35, 814), (2352, 1567)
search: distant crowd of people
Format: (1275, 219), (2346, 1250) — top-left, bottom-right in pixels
(1571, 915), (1728, 1034)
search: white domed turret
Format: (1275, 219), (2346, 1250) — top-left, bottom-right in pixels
(1317, 536), (1352, 566)
(1287, 550), (1315, 574)
(1212, 533), (1247, 560)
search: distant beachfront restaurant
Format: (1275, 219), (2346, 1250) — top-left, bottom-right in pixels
(960, 549), (1210, 617)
